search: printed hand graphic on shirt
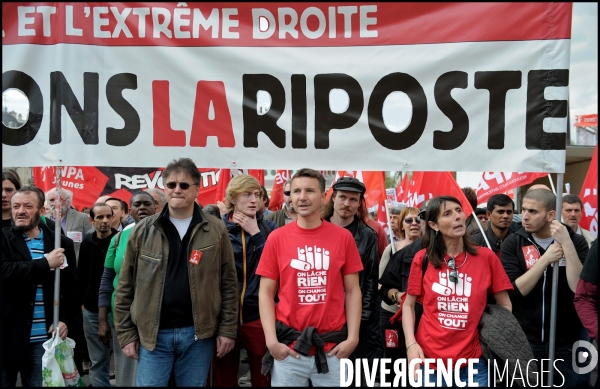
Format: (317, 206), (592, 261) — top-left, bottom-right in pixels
(290, 246), (330, 271)
(431, 270), (472, 297)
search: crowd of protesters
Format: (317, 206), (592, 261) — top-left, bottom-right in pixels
(2, 163), (597, 387)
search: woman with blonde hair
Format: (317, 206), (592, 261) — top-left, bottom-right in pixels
(395, 207), (422, 251)
(212, 174), (277, 387)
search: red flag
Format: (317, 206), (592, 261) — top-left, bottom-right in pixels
(214, 169), (231, 203)
(475, 172), (548, 204)
(396, 174), (408, 204)
(579, 144), (598, 237)
(269, 170), (291, 211)
(574, 114), (598, 127)
(33, 166), (109, 211)
(401, 172), (474, 216)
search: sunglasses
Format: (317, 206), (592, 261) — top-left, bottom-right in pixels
(404, 217), (420, 224)
(165, 182), (195, 190)
(284, 190), (291, 196)
(447, 258), (458, 283)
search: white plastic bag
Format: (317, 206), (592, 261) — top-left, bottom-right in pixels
(42, 333), (85, 387)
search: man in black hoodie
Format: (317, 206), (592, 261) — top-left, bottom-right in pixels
(78, 202), (117, 387)
(500, 189), (589, 386)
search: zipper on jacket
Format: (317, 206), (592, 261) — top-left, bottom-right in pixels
(239, 229), (247, 326)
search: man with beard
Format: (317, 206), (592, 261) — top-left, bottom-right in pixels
(77, 203), (118, 387)
(1, 186), (79, 387)
(322, 177), (382, 381)
(46, 187), (92, 265)
(472, 194), (515, 258)
(265, 180), (298, 227)
(501, 189), (589, 386)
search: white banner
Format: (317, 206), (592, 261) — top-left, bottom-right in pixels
(2, 3), (572, 171)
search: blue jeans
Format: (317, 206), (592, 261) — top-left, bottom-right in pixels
(136, 326), (214, 387)
(82, 309), (112, 387)
(420, 358), (488, 387)
(1, 341), (45, 387)
(529, 340), (590, 387)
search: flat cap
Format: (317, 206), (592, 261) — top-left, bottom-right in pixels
(332, 176), (366, 193)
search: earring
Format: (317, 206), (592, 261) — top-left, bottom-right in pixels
(232, 200), (236, 204)
(436, 230), (439, 235)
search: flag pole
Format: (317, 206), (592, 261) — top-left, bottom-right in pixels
(472, 212), (492, 249)
(384, 199), (396, 254)
(53, 165), (62, 336)
(547, 172), (564, 387)
(547, 174), (557, 194)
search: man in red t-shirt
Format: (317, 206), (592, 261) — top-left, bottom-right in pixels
(257, 168), (363, 387)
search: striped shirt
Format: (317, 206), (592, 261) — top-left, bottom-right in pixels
(24, 230), (47, 343)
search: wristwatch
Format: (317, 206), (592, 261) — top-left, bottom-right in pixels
(391, 291), (400, 304)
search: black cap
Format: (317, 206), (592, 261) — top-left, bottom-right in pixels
(332, 176), (366, 193)
(475, 208), (487, 216)
(418, 202), (427, 218)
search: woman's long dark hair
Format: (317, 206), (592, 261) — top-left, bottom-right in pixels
(422, 196), (477, 268)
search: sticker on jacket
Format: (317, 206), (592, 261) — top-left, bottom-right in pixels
(385, 329), (399, 348)
(189, 250), (203, 265)
(522, 245), (540, 269)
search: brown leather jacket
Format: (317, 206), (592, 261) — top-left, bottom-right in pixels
(114, 206), (238, 351)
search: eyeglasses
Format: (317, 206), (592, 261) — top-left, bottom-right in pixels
(404, 217), (420, 224)
(283, 190), (291, 196)
(165, 182), (195, 190)
(447, 258), (458, 283)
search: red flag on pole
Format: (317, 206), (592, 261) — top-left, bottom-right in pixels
(33, 166), (109, 211)
(269, 170), (291, 211)
(475, 172), (548, 204)
(396, 174), (408, 204)
(400, 172), (474, 216)
(579, 144), (598, 237)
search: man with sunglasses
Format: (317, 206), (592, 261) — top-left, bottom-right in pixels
(265, 179), (298, 227)
(114, 158), (238, 387)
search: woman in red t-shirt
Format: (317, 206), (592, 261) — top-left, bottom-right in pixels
(402, 196), (512, 386)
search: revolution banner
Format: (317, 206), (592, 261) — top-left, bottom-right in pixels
(3, 3), (571, 172)
(33, 166), (263, 210)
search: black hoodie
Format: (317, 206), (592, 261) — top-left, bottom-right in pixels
(500, 224), (589, 343)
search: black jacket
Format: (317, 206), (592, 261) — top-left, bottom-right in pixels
(78, 228), (118, 313)
(1, 222), (79, 369)
(500, 225), (589, 343)
(352, 218), (379, 321)
(479, 304), (537, 386)
(222, 213), (277, 324)
(379, 237), (425, 305)
(472, 222), (515, 257)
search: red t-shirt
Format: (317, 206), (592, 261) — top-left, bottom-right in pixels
(406, 247), (512, 366)
(256, 220), (364, 352)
